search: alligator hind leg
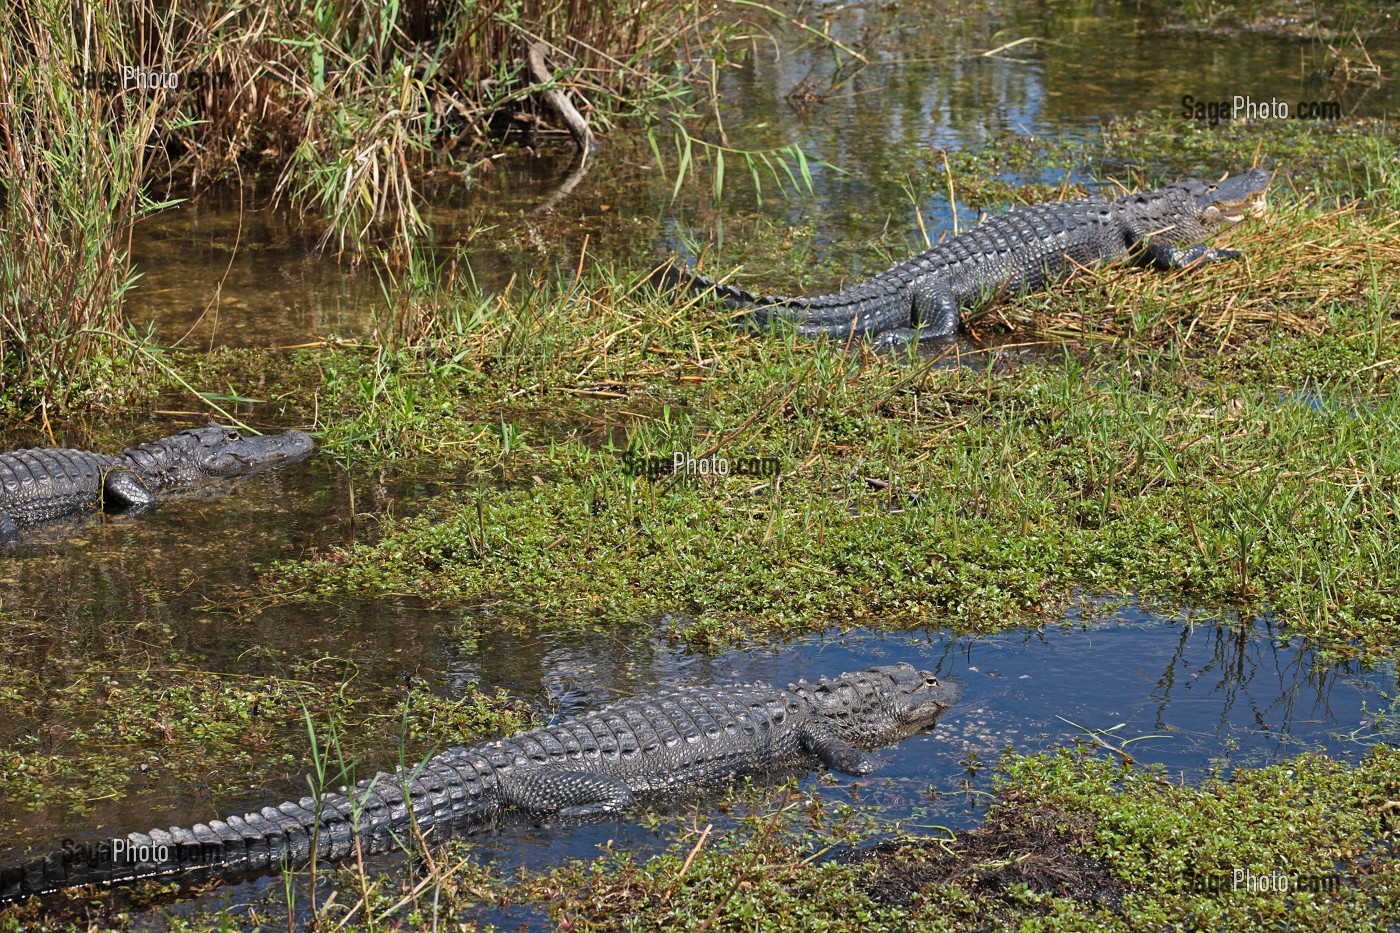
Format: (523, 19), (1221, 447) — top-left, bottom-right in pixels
(497, 769), (636, 819)
(101, 469), (156, 513)
(0, 512), (17, 541)
(910, 286), (960, 339)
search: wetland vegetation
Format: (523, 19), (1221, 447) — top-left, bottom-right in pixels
(2, 0), (1400, 928)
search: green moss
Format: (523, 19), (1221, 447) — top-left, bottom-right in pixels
(528, 745), (1400, 932)
(269, 332), (1400, 651)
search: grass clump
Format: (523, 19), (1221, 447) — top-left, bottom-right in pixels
(0, 0), (170, 413)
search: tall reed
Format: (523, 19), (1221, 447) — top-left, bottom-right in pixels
(0, 0), (171, 413)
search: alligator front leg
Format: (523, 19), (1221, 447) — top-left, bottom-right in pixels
(496, 769), (636, 819)
(1144, 241), (1243, 269)
(798, 723), (891, 776)
(101, 469), (157, 513)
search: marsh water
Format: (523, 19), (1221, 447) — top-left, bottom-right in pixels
(4, 0), (1400, 925)
(124, 0), (1397, 348)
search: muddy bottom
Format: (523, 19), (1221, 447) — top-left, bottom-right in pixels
(855, 804), (1129, 913)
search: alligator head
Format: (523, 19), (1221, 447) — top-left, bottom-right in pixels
(793, 662), (959, 748)
(1119, 166), (1270, 254)
(121, 423), (316, 490)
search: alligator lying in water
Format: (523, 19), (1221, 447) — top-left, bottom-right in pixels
(0, 663), (958, 899)
(658, 167), (1270, 344)
(0, 423), (316, 540)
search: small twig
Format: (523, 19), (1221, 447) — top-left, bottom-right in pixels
(662, 824), (713, 902)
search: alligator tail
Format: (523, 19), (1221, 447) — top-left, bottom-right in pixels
(0, 760), (488, 901)
(650, 262), (911, 338)
(650, 262), (810, 327)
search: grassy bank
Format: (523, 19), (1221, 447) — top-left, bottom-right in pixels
(244, 178), (1400, 654)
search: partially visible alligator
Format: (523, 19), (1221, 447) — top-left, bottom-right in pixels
(0, 423), (316, 539)
(0, 663), (958, 899)
(658, 167), (1270, 344)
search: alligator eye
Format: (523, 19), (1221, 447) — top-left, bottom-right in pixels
(226, 431), (240, 441)
(923, 675), (940, 687)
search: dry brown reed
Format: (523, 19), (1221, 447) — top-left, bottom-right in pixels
(980, 199), (1393, 345)
(0, 0), (172, 411)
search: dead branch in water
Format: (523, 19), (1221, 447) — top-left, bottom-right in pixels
(528, 41), (598, 213)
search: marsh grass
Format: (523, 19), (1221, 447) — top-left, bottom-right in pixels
(267, 187), (1400, 652)
(0, 0), (802, 415)
(980, 195), (1397, 345)
(0, 0), (175, 412)
(0, 0), (771, 260)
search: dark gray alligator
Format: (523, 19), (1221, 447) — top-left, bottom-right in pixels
(658, 167), (1270, 344)
(0, 423), (316, 539)
(0, 663), (958, 899)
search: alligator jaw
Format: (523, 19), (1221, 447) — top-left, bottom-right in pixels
(1195, 167), (1270, 226)
(197, 427), (317, 477)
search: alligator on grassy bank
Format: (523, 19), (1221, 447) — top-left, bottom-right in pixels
(0, 423), (316, 540)
(658, 167), (1270, 344)
(0, 663), (958, 900)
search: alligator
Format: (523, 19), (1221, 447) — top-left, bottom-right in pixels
(0, 663), (958, 900)
(657, 167), (1270, 344)
(0, 423), (316, 540)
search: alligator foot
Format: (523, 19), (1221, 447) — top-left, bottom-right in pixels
(1146, 241), (1245, 269)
